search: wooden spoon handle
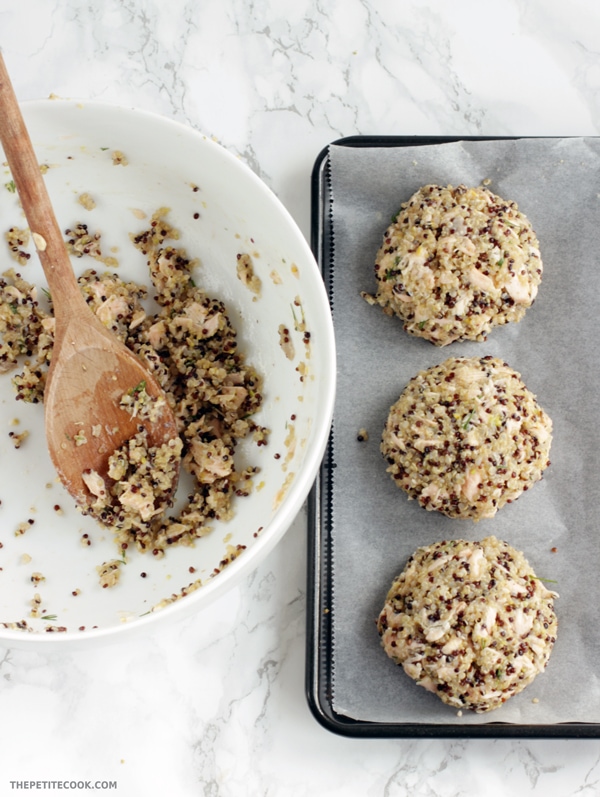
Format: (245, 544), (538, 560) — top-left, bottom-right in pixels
(0, 52), (83, 314)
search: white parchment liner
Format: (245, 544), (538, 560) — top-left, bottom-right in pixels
(326, 137), (600, 726)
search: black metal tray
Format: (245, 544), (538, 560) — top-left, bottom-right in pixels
(305, 135), (600, 739)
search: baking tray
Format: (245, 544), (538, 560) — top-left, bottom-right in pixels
(305, 135), (600, 738)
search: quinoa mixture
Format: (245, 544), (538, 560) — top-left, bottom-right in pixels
(381, 356), (552, 521)
(377, 536), (558, 713)
(81, 427), (183, 530)
(0, 209), (268, 555)
(363, 184), (543, 345)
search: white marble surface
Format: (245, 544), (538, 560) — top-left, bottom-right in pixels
(1, 0), (600, 794)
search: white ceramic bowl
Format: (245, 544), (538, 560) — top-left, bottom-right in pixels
(0, 100), (335, 647)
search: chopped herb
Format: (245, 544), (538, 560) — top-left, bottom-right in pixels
(42, 614), (58, 622)
(462, 408), (476, 430)
(418, 320), (427, 330)
(290, 302), (305, 331)
(5, 180), (16, 193)
(129, 380), (147, 396)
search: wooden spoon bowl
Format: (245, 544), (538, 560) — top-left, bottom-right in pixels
(0, 53), (180, 510)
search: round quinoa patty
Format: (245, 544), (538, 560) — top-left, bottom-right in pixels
(381, 356), (552, 521)
(363, 184), (542, 345)
(376, 536), (558, 713)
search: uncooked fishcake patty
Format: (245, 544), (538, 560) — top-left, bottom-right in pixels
(364, 184), (542, 345)
(381, 356), (552, 520)
(376, 536), (558, 713)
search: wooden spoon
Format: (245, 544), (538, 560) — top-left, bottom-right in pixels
(0, 52), (180, 510)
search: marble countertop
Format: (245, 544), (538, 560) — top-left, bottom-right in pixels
(1, 1), (600, 794)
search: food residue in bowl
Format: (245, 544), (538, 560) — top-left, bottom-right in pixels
(236, 252), (261, 296)
(5, 227), (30, 266)
(97, 559), (123, 589)
(111, 150), (129, 166)
(8, 428), (28, 449)
(77, 192), (96, 211)
(278, 324), (295, 360)
(65, 222), (119, 268)
(0, 208), (269, 567)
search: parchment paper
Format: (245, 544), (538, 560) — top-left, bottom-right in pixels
(326, 137), (600, 726)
